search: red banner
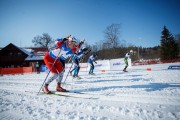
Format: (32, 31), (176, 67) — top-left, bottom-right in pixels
(0, 67), (32, 75)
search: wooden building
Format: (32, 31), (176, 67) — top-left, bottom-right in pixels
(0, 43), (48, 72)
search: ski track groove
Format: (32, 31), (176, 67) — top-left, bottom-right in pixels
(0, 85), (179, 106)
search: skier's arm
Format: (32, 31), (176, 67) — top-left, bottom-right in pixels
(78, 49), (91, 62)
(56, 38), (68, 47)
(94, 60), (97, 64)
(73, 39), (85, 53)
(79, 39), (85, 46)
(92, 57), (97, 64)
(79, 56), (84, 62)
(76, 53), (84, 61)
(85, 49), (91, 55)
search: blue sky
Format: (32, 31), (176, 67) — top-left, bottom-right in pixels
(0, 0), (180, 48)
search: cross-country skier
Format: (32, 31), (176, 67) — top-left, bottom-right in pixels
(70, 47), (91, 78)
(43, 35), (84, 94)
(123, 50), (133, 72)
(87, 54), (97, 75)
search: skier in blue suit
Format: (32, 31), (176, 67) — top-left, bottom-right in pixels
(87, 54), (97, 75)
(70, 47), (91, 78)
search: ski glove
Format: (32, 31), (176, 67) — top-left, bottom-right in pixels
(79, 39), (85, 46)
(62, 38), (68, 42)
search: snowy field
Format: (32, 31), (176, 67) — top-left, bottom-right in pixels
(0, 63), (180, 120)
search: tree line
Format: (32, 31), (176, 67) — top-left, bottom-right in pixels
(32, 24), (179, 62)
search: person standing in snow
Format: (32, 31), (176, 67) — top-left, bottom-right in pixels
(87, 54), (97, 75)
(36, 62), (40, 74)
(70, 47), (91, 78)
(123, 50), (133, 72)
(43, 35), (84, 94)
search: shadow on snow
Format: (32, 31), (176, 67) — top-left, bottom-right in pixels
(74, 77), (151, 84)
(74, 83), (180, 92)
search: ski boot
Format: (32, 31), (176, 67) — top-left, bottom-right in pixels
(56, 84), (67, 92)
(70, 71), (72, 76)
(42, 84), (51, 94)
(123, 69), (128, 72)
(73, 75), (81, 79)
(89, 72), (95, 75)
(75, 75), (82, 79)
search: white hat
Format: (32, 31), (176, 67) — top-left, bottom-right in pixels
(68, 35), (77, 43)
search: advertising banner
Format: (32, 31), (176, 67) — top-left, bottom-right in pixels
(110, 58), (131, 70)
(40, 58), (131, 72)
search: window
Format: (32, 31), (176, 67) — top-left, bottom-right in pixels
(9, 52), (13, 56)
(18, 52), (22, 56)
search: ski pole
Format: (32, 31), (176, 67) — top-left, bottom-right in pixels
(67, 54), (73, 63)
(63, 62), (73, 84)
(62, 54), (74, 84)
(37, 50), (62, 95)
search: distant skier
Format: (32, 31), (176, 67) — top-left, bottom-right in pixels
(123, 50), (133, 72)
(36, 61), (40, 74)
(70, 47), (91, 78)
(43, 35), (84, 94)
(88, 54), (97, 75)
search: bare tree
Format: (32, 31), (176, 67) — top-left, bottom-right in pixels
(104, 24), (121, 48)
(32, 33), (52, 48)
(103, 42), (111, 49)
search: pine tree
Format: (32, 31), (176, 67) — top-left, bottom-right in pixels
(160, 26), (179, 60)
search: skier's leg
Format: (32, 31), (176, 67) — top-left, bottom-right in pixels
(91, 63), (94, 74)
(73, 63), (78, 77)
(76, 60), (80, 76)
(89, 63), (92, 74)
(56, 60), (68, 91)
(45, 73), (58, 85)
(43, 73), (58, 93)
(88, 63), (91, 74)
(56, 71), (67, 92)
(77, 66), (80, 74)
(123, 59), (128, 72)
(70, 62), (75, 76)
(89, 63), (94, 74)
(123, 66), (128, 71)
(43, 53), (60, 93)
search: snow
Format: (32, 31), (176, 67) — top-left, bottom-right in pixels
(0, 63), (180, 120)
